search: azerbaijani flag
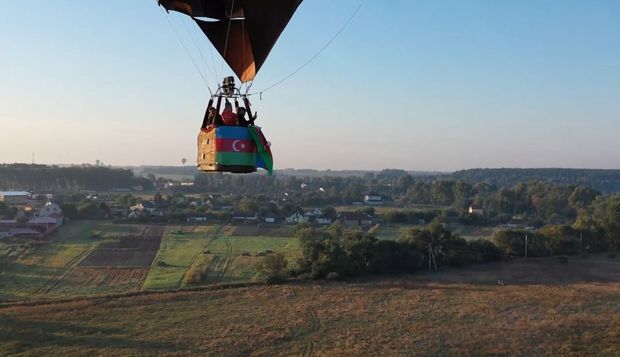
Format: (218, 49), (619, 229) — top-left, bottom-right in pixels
(214, 126), (273, 174)
(248, 126), (273, 174)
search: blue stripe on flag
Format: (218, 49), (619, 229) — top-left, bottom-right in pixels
(215, 126), (253, 140)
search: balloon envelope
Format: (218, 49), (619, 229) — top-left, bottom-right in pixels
(159, 0), (303, 82)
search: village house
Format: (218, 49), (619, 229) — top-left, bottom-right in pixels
(28, 216), (62, 232)
(315, 215), (332, 225)
(0, 191), (31, 205)
(187, 216), (208, 223)
(338, 212), (374, 227)
(363, 191), (383, 205)
(130, 202), (164, 217)
(264, 214), (277, 224)
(36, 202), (62, 217)
(468, 204), (484, 215)
(286, 213), (309, 225)
(232, 212), (259, 224)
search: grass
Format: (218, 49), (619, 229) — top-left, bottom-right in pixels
(142, 227), (215, 290)
(448, 223), (496, 241)
(0, 221), (100, 300)
(1, 257), (619, 356)
(146, 228), (303, 288)
(204, 235), (302, 283)
(373, 224), (406, 240)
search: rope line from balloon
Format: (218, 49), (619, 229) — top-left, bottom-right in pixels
(248, 0), (368, 97)
(161, 8), (213, 95)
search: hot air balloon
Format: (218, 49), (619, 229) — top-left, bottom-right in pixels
(158, 0), (303, 174)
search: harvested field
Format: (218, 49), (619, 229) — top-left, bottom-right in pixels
(1, 257), (620, 356)
(229, 225), (293, 237)
(79, 226), (164, 268)
(50, 268), (149, 295)
(193, 225), (220, 234)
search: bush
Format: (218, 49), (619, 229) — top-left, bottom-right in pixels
(326, 272), (340, 281)
(182, 267), (202, 286)
(257, 253), (288, 282)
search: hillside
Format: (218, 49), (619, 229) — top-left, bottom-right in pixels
(2, 257), (619, 356)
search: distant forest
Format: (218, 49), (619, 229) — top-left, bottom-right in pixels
(0, 164), (152, 191)
(453, 168), (620, 193)
(3, 164), (620, 196)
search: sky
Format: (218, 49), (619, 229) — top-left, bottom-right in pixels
(0, 0), (619, 171)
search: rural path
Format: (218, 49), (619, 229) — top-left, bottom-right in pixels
(287, 286), (322, 357)
(216, 234), (233, 282)
(192, 224), (233, 284)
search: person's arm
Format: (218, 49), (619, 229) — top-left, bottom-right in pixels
(201, 98), (214, 128)
(243, 97), (256, 124)
(234, 99), (240, 111)
(214, 114), (223, 126)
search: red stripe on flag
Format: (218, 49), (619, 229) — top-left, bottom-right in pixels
(254, 128), (273, 156)
(215, 138), (256, 153)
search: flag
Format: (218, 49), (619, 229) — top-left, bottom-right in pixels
(248, 126), (274, 174)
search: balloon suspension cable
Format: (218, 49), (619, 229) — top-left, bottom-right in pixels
(180, 15), (218, 83)
(161, 8), (213, 95)
(219, 0), (236, 81)
(248, 0), (368, 98)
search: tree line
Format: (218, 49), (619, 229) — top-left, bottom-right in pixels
(0, 164), (153, 191)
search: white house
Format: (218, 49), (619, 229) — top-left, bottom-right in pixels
(316, 216), (332, 225)
(468, 204), (484, 215)
(363, 191), (383, 205)
(286, 213), (309, 224)
(37, 202), (62, 217)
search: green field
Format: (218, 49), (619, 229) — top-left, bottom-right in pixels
(142, 227), (216, 290)
(0, 221), (100, 300)
(144, 226), (302, 289)
(1, 221), (303, 300)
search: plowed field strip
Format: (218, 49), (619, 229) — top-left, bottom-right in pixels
(79, 225), (164, 268)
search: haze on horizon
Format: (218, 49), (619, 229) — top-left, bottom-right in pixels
(1, 0), (619, 172)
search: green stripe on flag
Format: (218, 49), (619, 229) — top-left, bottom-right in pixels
(215, 152), (256, 166)
(248, 127), (273, 174)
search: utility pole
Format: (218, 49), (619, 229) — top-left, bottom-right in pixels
(524, 234), (528, 260)
(428, 243), (438, 272)
(428, 243), (432, 271)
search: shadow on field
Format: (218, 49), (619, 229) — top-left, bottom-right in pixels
(0, 316), (180, 353)
(408, 256), (620, 286)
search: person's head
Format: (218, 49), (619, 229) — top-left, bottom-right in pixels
(237, 107), (246, 116)
(208, 107), (216, 115)
(223, 102), (233, 112)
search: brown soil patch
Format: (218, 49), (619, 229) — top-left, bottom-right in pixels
(79, 226), (164, 267)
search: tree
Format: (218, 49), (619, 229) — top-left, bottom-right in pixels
(60, 203), (78, 219)
(257, 253), (289, 283)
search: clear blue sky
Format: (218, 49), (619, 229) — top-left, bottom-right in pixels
(1, 0), (619, 171)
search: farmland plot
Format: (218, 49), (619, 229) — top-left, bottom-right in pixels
(50, 267), (149, 295)
(79, 226), (164, 268)
(0, 221), (99, 300)
(143, 226), (218, 290)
